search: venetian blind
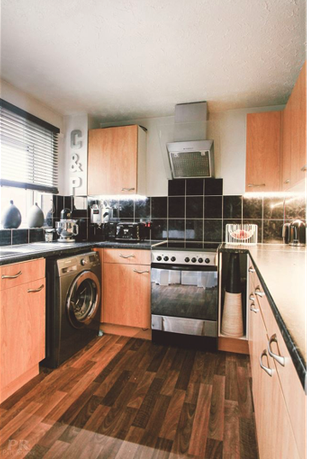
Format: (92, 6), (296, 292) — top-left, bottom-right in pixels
(0, 99), (60, 194)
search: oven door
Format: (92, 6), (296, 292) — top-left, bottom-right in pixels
(151, 264), (218, 337)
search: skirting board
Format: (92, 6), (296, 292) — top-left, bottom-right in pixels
(100, 324), (151, 340)
(218, 337), (249, 354)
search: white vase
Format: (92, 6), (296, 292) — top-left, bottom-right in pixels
(28, 202), (44, 228)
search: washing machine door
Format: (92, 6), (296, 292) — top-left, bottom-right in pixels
(66, 270), (101, 329)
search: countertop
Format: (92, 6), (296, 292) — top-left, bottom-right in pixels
(220, 243), (307, 389)
(0, 240), (153, 265)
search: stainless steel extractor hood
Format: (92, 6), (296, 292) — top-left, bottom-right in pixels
(167, 102), (215, 179)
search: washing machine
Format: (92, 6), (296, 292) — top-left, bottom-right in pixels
(42, 251), (101, 368)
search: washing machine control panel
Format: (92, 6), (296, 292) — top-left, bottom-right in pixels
(57, 252), (100, 276)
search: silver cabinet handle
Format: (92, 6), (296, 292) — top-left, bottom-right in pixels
(249, 294), (255, 301)
(28, 284), (44, 293)
(250, 303), (259, 313)
(121, 187), (135, 192)
(2, 271), (22, 279)
(255, 287), (265, 297)
(260, 350), (274, 377)
(301, 165), (307, 172)
(248, 184), (266, 187)
(268, 334), (285, 366)
(119, 254), (135, 259)
(133, 269), (149, 274)
(248, 267), (255, 273)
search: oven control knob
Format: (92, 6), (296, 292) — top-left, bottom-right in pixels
(198, 258), (203, 263)
(156, 256), (162, 261)
(185, 257), (190, 263)
(205, 258), (210, 264)
(80, 258), (86, 266)
(171, 256), (176, 262)
(191, 257), (197, 263)
(163, 256), (169, 261)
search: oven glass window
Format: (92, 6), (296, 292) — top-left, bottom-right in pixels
(151, 268), (218, 321)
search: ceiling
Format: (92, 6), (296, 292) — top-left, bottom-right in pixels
(1, 0), (306, 121)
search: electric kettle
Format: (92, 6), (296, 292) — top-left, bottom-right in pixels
(282, 219), (306, 246)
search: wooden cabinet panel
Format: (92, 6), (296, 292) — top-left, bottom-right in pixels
(246, 111), (281, 192)
(0, 278), (45, 401)
(88, 125), (147, 196)
(0, 258), (45, 291)
(281, 98), (292, 189)
(290, 62), (307, 185)
(103, 248), (150, 265)
(257, 293), (306, 459)
(103, 263), (150, 328)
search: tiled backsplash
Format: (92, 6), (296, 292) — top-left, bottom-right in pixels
(0, 178), (306, 246)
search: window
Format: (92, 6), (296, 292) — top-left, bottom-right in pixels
(0, 99), (60, 194)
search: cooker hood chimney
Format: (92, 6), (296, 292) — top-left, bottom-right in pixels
(167, 101), (214, 179)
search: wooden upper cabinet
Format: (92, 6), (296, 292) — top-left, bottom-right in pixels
(281, 98), (292, 190)
(246, 111), (281, 192)
(88, 125), (147, 195)
(290, 62), (307, 185)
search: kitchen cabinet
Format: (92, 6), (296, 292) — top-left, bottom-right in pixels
(289, 61), (307, 186)
(246, 111), (281, 192)
(101, 249), (150, 329)
(88, 125), (147, 195)
(248, 262), (305, 459)
(0, 258), (45, 403)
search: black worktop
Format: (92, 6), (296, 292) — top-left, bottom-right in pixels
(0, 240), (153, 265)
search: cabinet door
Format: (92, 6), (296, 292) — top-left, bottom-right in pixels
(88, 125), (138, 195)
(246, 111), (281, 192)
(290, 62), (307, 185)
(281, 99), (292, 189)
(0, 279), (45, 389)
(103, 263), (150, 328)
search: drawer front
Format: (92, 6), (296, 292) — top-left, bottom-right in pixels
(0, 258), (45, 291)
(103, 248), (150, 265)
(259, 293), (306, 459)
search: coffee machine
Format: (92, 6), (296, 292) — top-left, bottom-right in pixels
(56, 208), (79, 242)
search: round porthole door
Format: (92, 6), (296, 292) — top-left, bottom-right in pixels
(66, 271), (101, 329)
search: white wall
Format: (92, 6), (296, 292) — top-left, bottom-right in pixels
(0, 79), (66, 194)
(99, 105), (284, 196)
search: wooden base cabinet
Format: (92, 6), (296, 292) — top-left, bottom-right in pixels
(0, 259), (46, 403)
(248, 262), (305, 459)
(101, 249), (151, 330)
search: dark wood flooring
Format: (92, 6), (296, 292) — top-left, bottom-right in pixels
(0, 335), (259, 458)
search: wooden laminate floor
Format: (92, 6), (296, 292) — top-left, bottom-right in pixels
(0, 335), (259, 459)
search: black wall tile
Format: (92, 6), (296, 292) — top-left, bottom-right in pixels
(263, 220), (284, 244)
(12, 229), (28, 245)
(223, 196), (242, 219)
(168, 220), (185, 240)
(204, 220), (222, 242)
(118, 199), (134, 219)
(135, 198), (150, 220)
(186, 197), (203, 219)
(284, 195), (306, 220)
(0, 230), (11, 246)
(205, 178), (223, 195)
(186, 220), (203, 241)
(168, 197), (185, 219)
(263, 197), (284, 220)
(186, 179), (203, 196)
(53, 195), (63, 219)
(63, 196), (73, 212)
(30, 229), (44, 243)
(243, 197), (262, 219)
(168, 179), (186, 196)
(204, 196), (223, 219)
(151, 197), (167, 219)
(151, 220), (167, 240)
